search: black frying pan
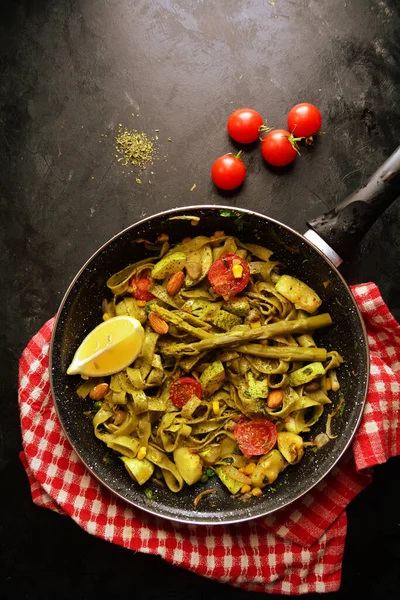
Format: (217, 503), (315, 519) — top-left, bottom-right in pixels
(50, 146), (400, 525)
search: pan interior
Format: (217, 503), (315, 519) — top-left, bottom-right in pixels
(50, 206), (368, 525)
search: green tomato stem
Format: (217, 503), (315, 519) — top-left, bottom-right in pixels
(235, 150), (243, 160)
(258, 123), (273, 141)
(286, 133), (303, 156)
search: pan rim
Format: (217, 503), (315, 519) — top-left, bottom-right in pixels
(49, 204), (370, 525)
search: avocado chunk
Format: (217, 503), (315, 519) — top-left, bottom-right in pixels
(209, 309), (242, 331)
(199, 361), (226, 395)
(222, 296), (250, 317)
(288, 362), (325, 387)
(185, 244), (213, 287)
(151, 252), (187, 279)
(215, 466), (242, 495)
(120, 456), (154, 485)
(275, 275), (322, 313)
(246, 372), (268, 399)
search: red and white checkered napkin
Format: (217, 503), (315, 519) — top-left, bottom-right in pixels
(18, 283), (400, 595)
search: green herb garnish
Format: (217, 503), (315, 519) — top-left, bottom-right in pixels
(234, 214), (246, 231)
(218, 209), (246, 231)
(103, 452), (114, 465)
(270, 479), (284, 490)
(145, 301), (156, 314)
(144, 488), (154, 499)
(219, 209), (237, 217)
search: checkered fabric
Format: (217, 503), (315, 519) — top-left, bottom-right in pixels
(18, 283), (400, 594)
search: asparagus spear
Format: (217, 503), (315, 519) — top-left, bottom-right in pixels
(175, 310), (212, 330)
(235, 344), (327, 362)
(151, 304), (213, 340)
(161, 313), (332, 356)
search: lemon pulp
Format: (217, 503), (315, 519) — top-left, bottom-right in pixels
(67, 315), (144, 377)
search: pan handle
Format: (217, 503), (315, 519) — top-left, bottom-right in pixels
(307, 145), (400, 260)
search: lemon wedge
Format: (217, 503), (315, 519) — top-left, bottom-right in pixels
(67, 315), (144, 377)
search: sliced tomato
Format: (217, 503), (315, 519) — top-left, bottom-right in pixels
(130, 271), (154, 301)
(170, 377), (203, 408)
(208, 254), (250, 299)
(234, 420), (277, 457)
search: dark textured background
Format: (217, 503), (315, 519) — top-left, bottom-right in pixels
(1, 0), (400, 597)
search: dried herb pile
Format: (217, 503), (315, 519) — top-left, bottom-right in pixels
(115, 125), (157, 168)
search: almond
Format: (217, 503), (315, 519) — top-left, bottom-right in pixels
(89, 383), (109, 401)
(267, 389), (284, 409)
(149, 312), (169, 334)
(166, 271), (185, 296)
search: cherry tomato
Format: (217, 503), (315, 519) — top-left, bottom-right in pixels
(211, 152), (246, 191)
(227, 108), (263, 144)
(130, 271), (154, 301)
(170, 377), (203, 408)
(208, 254), (250, 299)
(234, 420), (277, 458)
(261, 129), (297, 167)
(287, 103), (322, 138)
